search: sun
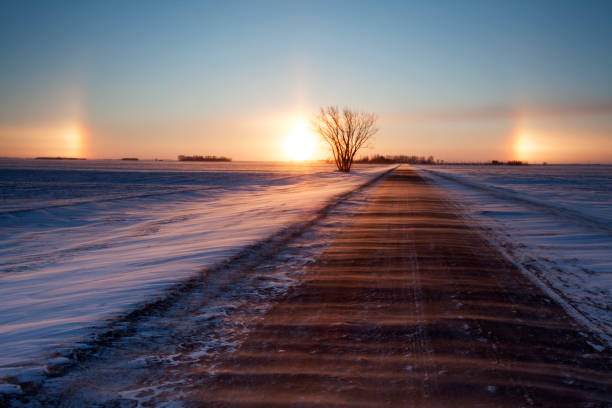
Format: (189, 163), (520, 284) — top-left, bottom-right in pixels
(514, 131), (537, 161)
(61, 124), (83, 158)
(284, 119), (315, 161)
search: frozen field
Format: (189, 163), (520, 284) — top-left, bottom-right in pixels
(419, 165), (612, 346)
(1, 160), (610, 394)
(0, 159), (393, 379)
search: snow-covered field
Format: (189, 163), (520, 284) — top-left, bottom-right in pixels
(419, 165), (612, 347)
(0, 159), (393, 380)
(2, 159), (610, 396)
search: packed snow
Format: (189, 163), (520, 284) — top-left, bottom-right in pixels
(0, 159), (394, 381)
(419, 165), (612, 346)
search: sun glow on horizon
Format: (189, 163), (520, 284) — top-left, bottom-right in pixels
(513, 131), (538, 162)
(0, 122), (85, 158)
(61, 124), (84, 158)
(284, 119), (316, 161)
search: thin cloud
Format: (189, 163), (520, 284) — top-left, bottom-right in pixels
(382, 101), (612, 123)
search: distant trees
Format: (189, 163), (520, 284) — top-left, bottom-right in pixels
(355, 155), (396, 164)
(178, 155), (232, 162)
(491, 160), (528, 166)
(355, 155), (437, 164)
(312, 106), (378, 172)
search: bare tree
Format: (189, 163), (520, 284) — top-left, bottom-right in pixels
(312, 106), (378, 172)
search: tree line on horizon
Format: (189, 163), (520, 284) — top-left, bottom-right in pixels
(354, 154), (440, 164)
(178, 155), (232, 162)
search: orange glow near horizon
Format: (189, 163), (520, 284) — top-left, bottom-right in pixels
(2, 114), (610, 163)
(0, 122), (85, 158)
(61, 124), (84, 158)
(514, 131), (536, 161)
(284, 119), (316, 161)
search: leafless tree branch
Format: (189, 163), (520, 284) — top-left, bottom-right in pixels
(312, 106), (378, 172)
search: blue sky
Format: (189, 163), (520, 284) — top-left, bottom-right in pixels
(1, 1), (611, 162)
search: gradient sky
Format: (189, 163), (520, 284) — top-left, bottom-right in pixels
(1, 0), (611, 162)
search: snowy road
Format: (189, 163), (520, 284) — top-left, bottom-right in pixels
(10, 166), (610, 407)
